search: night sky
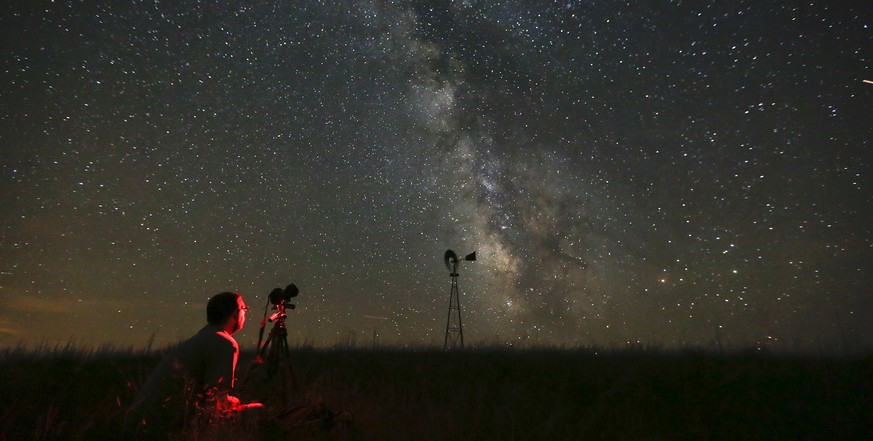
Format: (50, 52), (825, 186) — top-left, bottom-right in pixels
(2, 2), (871, 352)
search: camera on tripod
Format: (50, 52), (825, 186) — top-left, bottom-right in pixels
(267, 283), (298, 322)
(248, 283), (301, 387)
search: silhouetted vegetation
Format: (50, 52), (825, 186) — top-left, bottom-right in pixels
(1, 344), (871, 440)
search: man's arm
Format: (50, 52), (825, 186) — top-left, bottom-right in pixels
(202, 332), (240, 409)
(202, 331), (263, 413)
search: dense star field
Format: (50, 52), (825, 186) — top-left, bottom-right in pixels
(1, 2), (871, 351)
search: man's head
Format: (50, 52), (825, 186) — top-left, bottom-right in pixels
(207, 292), (248, 334)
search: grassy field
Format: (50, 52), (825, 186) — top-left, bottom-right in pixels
(1, 344), (871, 440)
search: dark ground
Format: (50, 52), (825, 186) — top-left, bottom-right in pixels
(1, 345), (871, 440)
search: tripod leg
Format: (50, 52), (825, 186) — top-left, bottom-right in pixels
(258, 332), (274, 362)
(268, 331), (281, 378)
(263, 332), (294, 409)
(245, 321), (298, 412)
(279, 334), (299, 392)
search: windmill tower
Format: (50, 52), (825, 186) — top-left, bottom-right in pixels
(443, 249), (476, 349)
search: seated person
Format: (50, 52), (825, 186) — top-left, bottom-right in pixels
(124, 291), (264, 437)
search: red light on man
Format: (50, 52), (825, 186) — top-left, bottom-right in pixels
(124, 291), (264, 438)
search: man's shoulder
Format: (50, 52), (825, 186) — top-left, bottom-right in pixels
(185, 325), (239, 351)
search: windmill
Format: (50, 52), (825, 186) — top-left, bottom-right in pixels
(443, 249), (476, 349)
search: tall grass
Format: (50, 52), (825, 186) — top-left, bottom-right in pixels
(0, 344), (156, 440)
(1, 344), (871, 440)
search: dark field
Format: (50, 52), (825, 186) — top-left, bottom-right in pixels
(1, 345), (871, 440)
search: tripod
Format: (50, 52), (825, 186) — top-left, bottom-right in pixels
(258, 301), (292, 377)
(244, 299), (298, 409)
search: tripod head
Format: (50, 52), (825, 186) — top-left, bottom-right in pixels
(268, 300), (296, 323)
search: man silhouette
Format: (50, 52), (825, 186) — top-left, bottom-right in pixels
(124, 291), (264, 438)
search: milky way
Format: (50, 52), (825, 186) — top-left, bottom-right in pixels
(2, 2), (871, 351)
